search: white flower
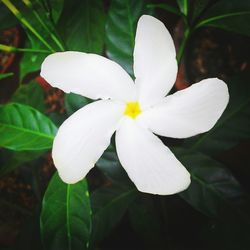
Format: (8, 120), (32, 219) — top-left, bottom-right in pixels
(41, 15), (229, 195)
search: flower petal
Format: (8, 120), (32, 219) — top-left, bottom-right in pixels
(133, 15), (177, 107)
(52, 100), (124, 184)
(137, 78), (229, 138)
(115, 118), (190, 195)
(41, 51), (136, 101)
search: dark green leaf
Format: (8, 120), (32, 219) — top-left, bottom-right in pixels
(185, 73), (250, 156)
(11, 0), (64, 80)
(11, 81), (45, 113)
(128, 195), (166, 248)
(20, 50), (48, 81)
(0, 3), (18, 30)
(0, 131), (46, 179)
(200, 218), (250, 250)
(64, 93), (91, 116)
(175, 148), (250, 224)
(0, 149), (43, 176)
(37, 0), (64, 24)
(2, 0), (65, 80)
(0, 72), (14, 80)
(41, 172), (91, 250)
(105, 0), (150, 75)
(23, 0), (65, 57)
(177, 0), (189, 16)
(146, 3), (182, 17)
(192, 0), (210, 21)
(3, 0), (62, 52)
(90, 184), (137, 246)
(0, 103), (57, 151)
(96, 147), (131, 185)
(196, 0), (250, 37)
(57, 0), (105, 53)
(48, 112), (67, 127)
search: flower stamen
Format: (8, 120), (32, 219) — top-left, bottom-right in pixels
(124, 102), (141, 119)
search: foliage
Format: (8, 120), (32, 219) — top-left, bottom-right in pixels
(41, 172), (91, 250)
(0, 103), (57, 151)
(0, 0), (249, 249)
(106, 0), (150, 75)
(184, 72), (250, 156)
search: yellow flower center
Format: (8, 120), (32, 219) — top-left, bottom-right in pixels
(124, 102), (141, 119)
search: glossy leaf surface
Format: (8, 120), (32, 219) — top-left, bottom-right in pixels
(196, 0), (250, 37)
(128, 194), (166, 248)
(96, 147), (131, 185)
(11, 81), (45, 113)
(57, 0), (105, 53)
(0, 103), (57, 151)
(105, 0), (149, 75)
(90, 184), (137, 246)
(64, 93), (91, 116)
(41, 173), (91, 250)
(177, 0), (189, 16)
(176, 148), (250, 224)
(147, 3), (181, 17)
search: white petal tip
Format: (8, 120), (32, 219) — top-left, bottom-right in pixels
(215, 78), (230, 101)
(137, 173), (191, 195)
(58, 170), (84, 184)
(138, 14), (160, 23)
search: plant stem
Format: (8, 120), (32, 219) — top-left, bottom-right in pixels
(195, 11), (250, 29)
(0, 72), (14, 80)
(182, 0), (188, 16)
(2, 0), (55, 52)
(22, 0), (65, 51)
(0, 43), (51, 53)
(176, 27), (190, 65)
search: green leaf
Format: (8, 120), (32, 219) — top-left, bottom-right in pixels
(128, 195), (166, 248)
(0, 103), (57, 151)
(0, 3), (18, 30)
(191, 0), (210, 21)
(20, 50), (49, 81)
(23, 0), (65, 51)
(2, 0), (59, 52)
(96, 147), (131, 185)
(37, 0), (64, 24)
(146, 3), (182, 17)
(185, 73), (250, 156)
(0, 149), (43, 176)
(64, 93), (91, 116)
(196, 0), (250, 37)
(200, 218), (250, 250)
(41, 172), (91, 250)
(2, 0), (65, 80)
(57, 0), (105, 53)
(90, 184), (137, 246)
(11, 81), (45, 113)
(0, 72), (14, 80)
(105, 0), (150, 75)
(177, 0), (188, 16)
(48, 112), (67, 127)
(175, 148), (250, 224)
(11, 0), (64, 79)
